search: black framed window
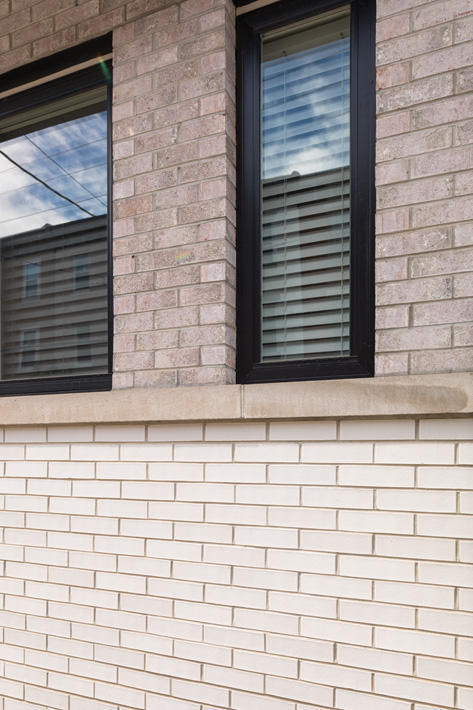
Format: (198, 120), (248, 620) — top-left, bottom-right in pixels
(236, 0), (375, 384)
(0, 38), (112, 395)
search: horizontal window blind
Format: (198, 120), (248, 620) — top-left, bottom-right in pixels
(261, 10), (351, 362)
(1, 215), (108, 379)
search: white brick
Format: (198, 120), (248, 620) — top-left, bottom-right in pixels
(375, 442), (454, 464)
(95, 424), (145, 441)
(266, 633), (333, 662)
(377, 489), (456, 512)
(206, 504), (266, 525)
(340, 419), (415, 440)
(205, 583), (266, 609)
(339, 599), (415, 628)
(70, 587), (118, 609)
(301, 617), (372, 645)
(150, 462), (203, 481)
(337, 644), (413, 675)
(97, 461), (147, 479)
(174, 443), (232, 462)
(175, 522), (232, 544)
(50, 496), (95, 515)
(233, 567), (297, 591)
(70, 658), (116, 682)
(49, 461), (94, 478)
(234, 608), (298, 635)
(174, 639), (232, 666)
(460, 540), (473, 562)
(375, 580), (454, 609)
(375, 626), (455, 657)
(121, 630), (173, 655)
(6, 461), (47, 477)
(0, 446), (24, 461)
(26, 444), (69, 460)
(148, 540), (201, 561)
(234, 526), (298, 548)
(418, 608), (473, 636)
(269, 421), (336, 440)
(120, 443), (172, 461)
(374, 673), (454, 706)
(419, 418), (473, 439)
(149, 423), (203, 441)
(418, 561), (473, 587)
(203, 664), (263, 692)
(301, 572), (372, 600)
(460, 491), (473, 512)
(268, 591), (336, 618)
(73, 481), (120, 498)
(336, 689), (410, 710)
(177, 482), (234, 502)
(119, 667), (170, 694)
(145, 652), (200, 681)
(268, 507), (336, 529)
(25, 686), (68, 709)
(265, 675), (332, 707)
(232, 691), (294, 710)
(95, 643), (144, 669)
(121, 519), (172, 538)
(48, 531), (93, 551)
(148, 577), (203, 601)
(204, 543), (264, 567)
(95, 680), (145, 708)
(69, 551), (116, 572)
(150, 502), (204, 521)
(70, 444), (119, 460)
(417, 513), (473, 538)
(118, 555), (170, 577)
(47, 425), (93, 442)
(98, 499), (147, 518)
(458, 588), (473, 612)
(375, 534), (455, 560)
(302, 442), (372, 463)
(458, 637), (473, 662)
(173, 561), (230, 584)
(172, 679), (228, 707)
(417, 656), (473, 685)
(235, 442), (299, 462)
(97, 571), (146, 593)
(96, 608), (146, 632)
(300, 659), (371, 691)
(268, 464), (335, 484)
(301, 530), (372, 554)
(205, 422), (265, 440)
(339, 464), (414, 487)
(340, 510), (413, 533)
(205, 463), (265, 482)
(302, 486), (373, 508)
(236, 484), (299, 505)
(175, 600), (231, 625)
(71, 516), (118, 535)
(339, 555), (415, 581)
(27, 480), (70, 496)
(0, 479), (25, 494)
(459, 443), (473, 464)
(204, 625), (264, 651)
(123, 481), (174, 499)
(267, 549), (335, 574)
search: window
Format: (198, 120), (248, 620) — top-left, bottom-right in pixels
(0, 38), (112, 395)
(236, 0), (375, 383)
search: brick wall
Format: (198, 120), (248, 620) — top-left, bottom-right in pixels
(1, 0), (472, 385)
(0, 418), (472, 709)
(375, 0), (473, 376)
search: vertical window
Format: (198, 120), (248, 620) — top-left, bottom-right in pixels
(237, 0), (375, 383)
(24, 261), (40, 298)
(0, 39), (112, 394)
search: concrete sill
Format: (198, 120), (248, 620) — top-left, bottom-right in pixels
(1, 373), (472, 425)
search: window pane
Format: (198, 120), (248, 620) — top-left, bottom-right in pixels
(0, 82), (109, 381)
(261, 8), (350, 362)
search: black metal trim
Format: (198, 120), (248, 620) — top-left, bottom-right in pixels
(236, 0), (376, 385)
(0, 374), (112, 397)
(0, 34), (112, 86)
(0, 42), (113, 397)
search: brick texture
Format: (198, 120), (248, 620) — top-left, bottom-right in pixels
(375, 0), (473, 375)
(0, 418), (470, 709)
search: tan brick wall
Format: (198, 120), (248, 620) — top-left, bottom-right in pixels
(0, 0), (472, 387)
(0, 418), (471, 709)
(375, 0), (473, 376)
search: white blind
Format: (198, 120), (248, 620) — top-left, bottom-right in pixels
(261, 10), (350, 362)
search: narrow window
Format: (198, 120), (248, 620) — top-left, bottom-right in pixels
(0, 39), (112, 393)
(237, 0), (375, 383)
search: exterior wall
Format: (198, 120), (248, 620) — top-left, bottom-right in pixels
(375, 0), (473, 376)
(1, 0), (471, 386)
(0, 418), (472, 709)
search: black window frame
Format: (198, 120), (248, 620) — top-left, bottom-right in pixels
(236, 0), (375, 384)
(0, 37), (113, 396)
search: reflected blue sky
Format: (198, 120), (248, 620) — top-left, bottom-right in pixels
(262, 37), (350, 179)
(0, 111), (107, 238)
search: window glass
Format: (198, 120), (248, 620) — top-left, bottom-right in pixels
(260, 8), (350, 362)
(0, 78), (109, 382)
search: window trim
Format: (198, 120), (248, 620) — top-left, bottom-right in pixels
(0, 39), (113, 397)
(236, 0), (375, 384)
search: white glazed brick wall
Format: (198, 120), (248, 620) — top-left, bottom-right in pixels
(0, 417), (472, 709)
